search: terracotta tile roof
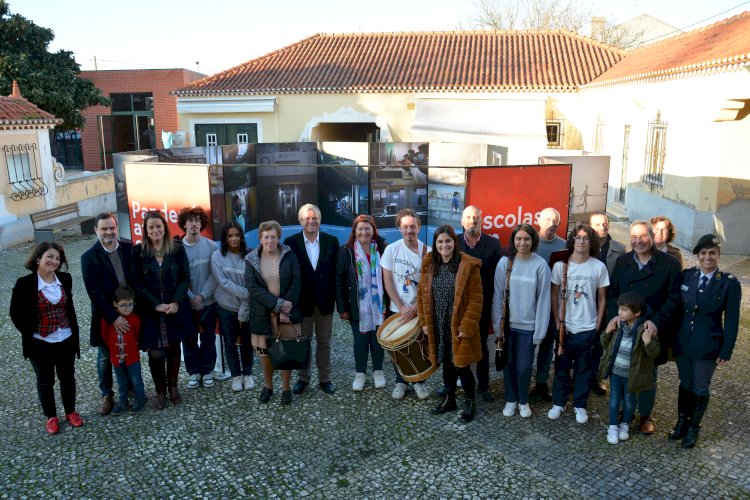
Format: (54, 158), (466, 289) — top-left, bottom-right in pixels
(0, 96), (62, 129)
(588, 11), (750, 88)
(175, 31), (625, 96)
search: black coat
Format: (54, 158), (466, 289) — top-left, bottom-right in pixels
(458, 233), (502, 333)
(283, 231), (339, 316)
(676, 267), (741, 361)
(607, 248), (682, 365)
(244, 244), (302, 336)
(335, 237), (388, 321)
(81, 240), (135, 347)
(131, 242), (195, 349)
(10, 271), (80, 359)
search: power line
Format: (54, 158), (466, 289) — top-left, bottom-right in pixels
(622, 1), (750, 49)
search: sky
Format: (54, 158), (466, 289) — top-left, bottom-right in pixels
(11, 0), (750, 77)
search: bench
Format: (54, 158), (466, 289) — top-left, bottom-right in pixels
(30, 203), (96, 243)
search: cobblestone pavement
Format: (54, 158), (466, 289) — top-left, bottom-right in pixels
(1, 232), (748, 499)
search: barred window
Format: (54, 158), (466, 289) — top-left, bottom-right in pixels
(546, 119), (564, 148)
(643, 112), (667, 187)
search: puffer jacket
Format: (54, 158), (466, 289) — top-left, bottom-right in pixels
(244, 244), (301, 336)
(416, 252), (483, 368)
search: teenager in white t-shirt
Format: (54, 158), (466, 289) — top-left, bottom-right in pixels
(380, 209), (431, 401)
(547, 225), (609, 424)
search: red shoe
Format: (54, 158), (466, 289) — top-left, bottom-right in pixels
(65, 412), (84, 428)
(45, 417), (60, 434)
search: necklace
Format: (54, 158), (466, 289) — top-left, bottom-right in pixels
(153, 245), (165, 257)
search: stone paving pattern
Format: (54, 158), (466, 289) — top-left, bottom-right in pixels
(1, 229), (748, 499)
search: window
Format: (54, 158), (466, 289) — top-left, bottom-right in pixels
(3, 143), (47, 200)
(546, 119), (564, 148)
(206, 134), (218, 147)
(643, 112), (667, 187)
(237, 133), (249, 144)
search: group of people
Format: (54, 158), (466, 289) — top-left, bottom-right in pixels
(10, 203), (740, 450)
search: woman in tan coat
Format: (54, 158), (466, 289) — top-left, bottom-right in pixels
(417, 225), (483, 421)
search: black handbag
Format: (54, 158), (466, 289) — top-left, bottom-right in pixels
(495, 257), (512, 371)
(268, 314), (309, 370)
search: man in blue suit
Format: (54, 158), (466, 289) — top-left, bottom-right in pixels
(81, 213), (135, 415)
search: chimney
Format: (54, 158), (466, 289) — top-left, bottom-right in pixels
(591, 16), (606, 40)
(10, 80), (21, 98)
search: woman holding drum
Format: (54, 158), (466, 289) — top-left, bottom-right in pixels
(336, 215), (389, 391)
(416, 225), (483, 422)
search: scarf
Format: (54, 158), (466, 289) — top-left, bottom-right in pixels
(354, 240), (384, 333)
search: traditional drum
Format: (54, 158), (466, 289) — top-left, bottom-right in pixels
(377, 313), (437, 382)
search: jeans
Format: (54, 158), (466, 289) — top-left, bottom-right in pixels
(636, 365), (658, 417)
(97, 346), (114, 398)
(183, 304), (218, 376)
(535, 320), (556, 385)
(609, 373), (635, 426)
(299, 308), (333, 384)
(503, 328), (535, 404)
(476, 326), (491, 392)
(551, 329), (597, 408)
(113, 361), (146, 406)
(217, 305), (253, 377)
(29, 336), (77, 418)
(676, 355), (717, 397)
(350, 321), (384, 373)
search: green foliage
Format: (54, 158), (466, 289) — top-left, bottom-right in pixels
(0, 0), (109, 129)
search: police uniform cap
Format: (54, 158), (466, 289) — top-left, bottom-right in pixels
(692, 234), (721, 254)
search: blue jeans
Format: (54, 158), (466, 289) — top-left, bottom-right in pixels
(97, 346), (114, 398)
(609, 373), (635, 426)
(535, 320), (556, 385)
(503, 328), (535, 404)
(636, 365), (658, 417)
(676, 355), (717, 397)
(184, 304), (218, 376)
(113, 361), (146, 406)
(350, 321), (384, 373)
(551, 329), (597, 408)
(216, 305), (253, 377)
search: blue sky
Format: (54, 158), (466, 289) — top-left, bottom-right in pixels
(12, 0), (750, 76)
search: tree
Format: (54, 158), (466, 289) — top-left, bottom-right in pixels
(469, 0), (645, 49)
(0, 0), (108, 129)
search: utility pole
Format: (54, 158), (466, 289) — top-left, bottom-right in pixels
(94, 55), (98, 70)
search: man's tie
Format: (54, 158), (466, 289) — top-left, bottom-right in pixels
(698, 276), (708, 292)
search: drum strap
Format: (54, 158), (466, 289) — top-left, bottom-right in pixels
(495, 258), (513, 352)
(557, 260), (569, 356)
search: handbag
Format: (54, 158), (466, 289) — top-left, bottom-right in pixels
(494, 257), (513, 371)
(268, 313), (308, 370)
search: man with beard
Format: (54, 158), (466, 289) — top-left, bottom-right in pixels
(449, 205), (501, 402)
(81, 213), (135, 415)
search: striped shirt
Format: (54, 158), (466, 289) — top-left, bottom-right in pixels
(612, 322), (635, 378)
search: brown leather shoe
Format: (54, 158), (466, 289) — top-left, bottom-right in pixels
(98, 396), (114, 416)
(640, 415), (655, 435)
(168, 387), (182, 404)
(155, 392), (166, 410)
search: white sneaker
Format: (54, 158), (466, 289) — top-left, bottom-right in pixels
(413, 382), (430, 400)
(243, 375), (255, 391)
(607, 425), (619, 445)
(202, 374), (214, 388)
(547, 405), (564, 420)
(503, 402), (518, 417)
(574, 407), (589, 424)
(456, 378), (462, 388)
(519, 403), (532, 418)
(373, 370), (386, 389)
(231, 376), (243, 392)
(214, 370), (232, 381)
(188, 373), (201, 389)
(352, 373), (366, 392)
(392, 383), (408, 400)
(618, 422), (630, 441)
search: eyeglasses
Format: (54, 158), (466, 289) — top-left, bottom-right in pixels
(302, 217), (319, 222)
(117, 302), (135, 309)
(653, 228), (669, 234)
(574, 236), (590, 242)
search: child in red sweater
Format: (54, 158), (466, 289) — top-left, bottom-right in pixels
(101, 286), (146, 414)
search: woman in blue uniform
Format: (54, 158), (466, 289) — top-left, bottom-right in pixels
(670, 234), (741, 448)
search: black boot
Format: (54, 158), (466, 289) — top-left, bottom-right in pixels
(432, 390), (457, 414)
(669, 387), (694, 440)
(682, 394), (710, 449)
(461, 396), (476, 422)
